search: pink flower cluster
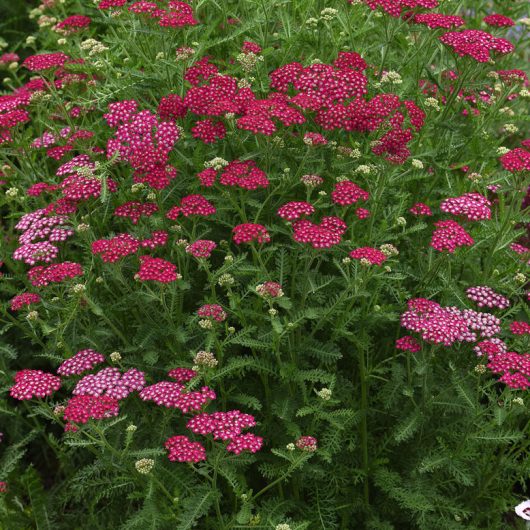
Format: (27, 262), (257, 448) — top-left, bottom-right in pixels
(487, 352), (530, 390)
(63, 395), (119, 428)
(430, 220), (474, 253)
(187, 411), (263, 455)
(197, 304), (227, 322)
(440, 193), (491, 221)
(349, 247), (388, 266)
(401, 298), (473, 346)
(105, 101), (180, 190)
(409, 202), (432, 216)
(92, 234), (140, 263)
(466, 286), (510, 309)
(500, 146), (530, 173)
(277, 201), (315, 221)
(168, 368), (197, 382)
(10, 292), (41, 311)
(140, 381), (216, 413)
(165, 435), (206, 462)
(114, 202), (158, 224)
(233, 223), (271, 245)
(74, 367), (146, 399)
(411, 13), (465, 29)
(395, 335), (421, 353)
(28, 261), (83, 287)
(57, 349), (106, 376)
(511, 322), (530, 336)
(296, 435), (318, 452)
(331, 181), (369, 206)
(22, 52), (70, 71)
(136, 256), (179, 283)
(166, 194), (216, 220)
(293, 216), (347, 249)
(10, 370), (61, 400)
(439, 30), (514, 63)
(186, 239), (217, 258)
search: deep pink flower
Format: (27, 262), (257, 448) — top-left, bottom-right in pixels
(277, 201), (315, 221)
(23, 52), (70, 71)
(10, 292), (41, 311)
(396, 336), (421, 353)
(412, 13), (465, 29)
(440, 193), (491, 221)
(331, 181), (369, 206)
(483, 14), (514, 28)
(500, 148), (530, 173)
(220, 160), (269, 190)
(197, 304), (227, 322)
(10, 370), (61, 400)
(63, 395), (119, 427)
(92, 234), (140, 263)
(140, 382), (216, 412)
(57, 349), (106, 376)
(296, 435), (318, 452)
(430, 220), (473, 253)
(409, 202), (432, 216)
(439, 30), (514, 63)
(511, 322), (530, 336)
(191, 119), (226, 144)
(166, 195), (216, 220)
(186, 240), (217, 258)
(187, 410), (257, 439)
(136, 256), (179, 283)
(74, 367), (146, 399)
(165, 435), (206, 462)
(168, 368), (197, 382)
(226, 433), (263, 454)
(466, 286), (510, 309)
(114, 202), (158, 224)
(349, 247), (387, 266)
(28, 262), (83, 287)
(233, 224), (271, 244)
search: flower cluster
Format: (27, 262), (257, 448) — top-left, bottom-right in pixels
(10, 370), (61, 400)
(57, 349), (106, 376)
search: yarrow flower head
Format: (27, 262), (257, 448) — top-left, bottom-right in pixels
(409, 202), (432, 216)
(74, 367), (146, 399)
(401, 298), (472, 346)
(511, 321), (530, 336)
(63, 395), (119, 429)
(232, 223), (271, 244)
(168, 368), (198, 383)
(57, 349), (106, 376)
(349, 247), (387, 266)
(466, 286), (510, 309)
(23, 52), (70, 71)
(197, 304), (227, 322)
(10, 292), (41, 311)
(331, 180), (369, 206)
(140, 382), (216, 412)
(277, 201), (315, 221)
(430, 220), (474, 253)
(440, 193), (491, 221)
(439, 30), (514, 63)
(28, 261), (83, 287)
(256, 281), (284, 298)
(292, 217), (346, 249)
(136, 256), (180, 283)
(186, 239), (217, 258)
(295, 435), (318, 452)
(395, 335), (421, 353)
(10, 370), (61, 400)
(165, 435), (206, 463)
